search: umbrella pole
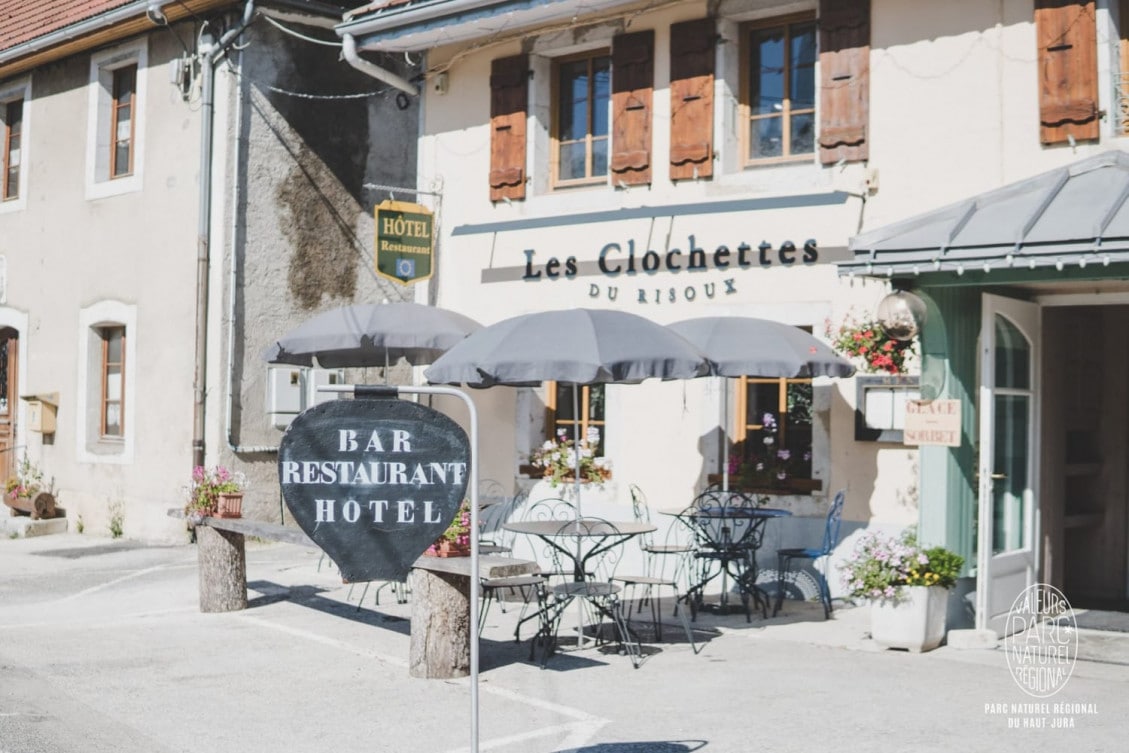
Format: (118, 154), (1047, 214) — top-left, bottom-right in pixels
(721, 377), (729, 493)
(572, 384), (586, 645)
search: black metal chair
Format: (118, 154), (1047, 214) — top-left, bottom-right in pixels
(774, 490), (846, 619)
(681, 488), (769, 621)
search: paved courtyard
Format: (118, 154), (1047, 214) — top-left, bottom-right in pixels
(0, 533), (1125, 753)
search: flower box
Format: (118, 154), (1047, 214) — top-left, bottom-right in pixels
(706, 474), (822, 495)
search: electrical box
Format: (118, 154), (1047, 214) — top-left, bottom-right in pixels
(307, 368), (345, 408)
(266, 367), (304, 429)
(20, 393), (58, 434)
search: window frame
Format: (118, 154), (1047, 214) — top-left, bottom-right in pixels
(77, 301), (136, 464)
(545, 382), (606, 456)
(0, 78), (30, 213)
(86, 40), (146, 200)
(109, 65), (136, 180)
(739, 13), (818, 167)
(550, 49), (612, 188)
(734, 375), (816, 485)
(3, 98), (23, 201)
(99, 326), (125, 439)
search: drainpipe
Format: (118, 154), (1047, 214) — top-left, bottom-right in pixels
(341, 33), (417, 96)
(193, 0), (256, 468)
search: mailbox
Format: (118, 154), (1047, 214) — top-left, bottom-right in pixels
(21, 393), (59, 434)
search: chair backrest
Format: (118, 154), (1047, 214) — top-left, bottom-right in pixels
(684, 488), (758, 552)
(628, 483), (656, 548)
(820, 490), (847, 555)
(551, 515), (625, 582)
(479, 488), (528, 548)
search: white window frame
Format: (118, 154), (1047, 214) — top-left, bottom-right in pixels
(77, 300), (137, 464)
(0, 77), (31, 214)
(86, 40), (147, 200)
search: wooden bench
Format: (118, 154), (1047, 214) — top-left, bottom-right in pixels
(170, 510), (539, 679)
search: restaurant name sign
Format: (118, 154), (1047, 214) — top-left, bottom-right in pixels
(375, 199), (434, 285)
(279, 397), (470, 582)
(520, 235), (821, 304)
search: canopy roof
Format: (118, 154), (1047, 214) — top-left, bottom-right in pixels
(841, 150), (1129, 277)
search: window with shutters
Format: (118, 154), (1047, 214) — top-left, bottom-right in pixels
(552, 50), (611, 187)
(490, 55), (528, 202)
(1036, 0), (1098, 145)
(740, 15), (817, 165)
(611, 31), (653, 186)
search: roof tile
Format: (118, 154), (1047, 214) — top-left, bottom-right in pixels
(0, 1), (135, 52)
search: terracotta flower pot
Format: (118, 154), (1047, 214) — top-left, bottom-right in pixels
(425, 539), (471, 558)
(216, 492), (243, 519)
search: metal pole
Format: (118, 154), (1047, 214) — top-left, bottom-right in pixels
(321, 383), (480, 753)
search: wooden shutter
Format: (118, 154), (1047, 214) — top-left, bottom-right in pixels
(489, 55), (528, 202)
(611, 30), (653, 185)
(670, 18), (716, 181)
(818, 0), (870, 164)
(1036, 0), (1099, 144)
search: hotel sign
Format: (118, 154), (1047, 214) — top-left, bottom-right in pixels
(375, 200), (434, 285)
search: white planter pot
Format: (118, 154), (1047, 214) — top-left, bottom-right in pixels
(870, 585), (949, 653)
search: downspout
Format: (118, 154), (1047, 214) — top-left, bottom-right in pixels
(193, 0), (256, 468)
(341, 33), (418, 96)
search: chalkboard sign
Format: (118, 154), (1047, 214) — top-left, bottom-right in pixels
(278, 397), (471, 582)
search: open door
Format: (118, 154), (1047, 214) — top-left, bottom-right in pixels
(0, 329), (18, 483)
(976, 294), (1040, 635)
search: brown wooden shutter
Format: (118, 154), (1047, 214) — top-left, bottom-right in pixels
(670, 18), (716, 181)
(611, 30), (653, 185)
(819, 0), (870, 164)
(489, 55), (528, 202)
(1036, 0), (1099, 144)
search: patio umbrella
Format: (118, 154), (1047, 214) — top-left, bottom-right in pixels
(262, 302), (482, 371)
(424, 308), (711, 510)
(668, 316), (856, 491)
(425, 308), (710, 644)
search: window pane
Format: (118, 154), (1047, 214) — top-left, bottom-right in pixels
(790, 112), (815, 155)
(992, 394), (1029, 553)
(744, 381), (779, 428)
(592, 59), (610, 137)
(587, 384), (605, 421)
(104, 402), (121, 436)
(106, 329), (123, 361)
(555, 384), (577, 422)
(558, 141), (587, 181)
(591, 137), (608, 176)
(0, 339), (8, 415)
(559, 61), (589, 142)
(752, 29), (785, 116)
(790, 24), (817, 108)
(750, 117), (783, 159)
(105, 368), (122, 400)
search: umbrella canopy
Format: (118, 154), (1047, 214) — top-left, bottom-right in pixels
(668, 316), (855, 492)
(424, 308), (710, 387)
(262, 302), (482, 369)
(668, 316), (855, 379)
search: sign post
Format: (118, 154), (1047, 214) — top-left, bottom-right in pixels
(286, 383), (481, 753)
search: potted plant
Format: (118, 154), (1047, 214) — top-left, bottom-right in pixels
(185, 465), (247, 521)
(826, 313), (915, 375)
(839, 527), (964, 652)
(425, 499), (472, 557)
(4, 454), (57, 519)
(528, 427), (612, 488)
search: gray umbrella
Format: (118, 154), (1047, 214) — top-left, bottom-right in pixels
(668, 316), (856, 491)
(424, 308), (710, 387)
(262, 302), (482, 369)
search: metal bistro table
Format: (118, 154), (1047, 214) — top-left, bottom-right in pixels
(502, 518), (655, 667)
(661, 504), (792, 621)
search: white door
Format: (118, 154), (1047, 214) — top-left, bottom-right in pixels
(976, 294), (1040, 635)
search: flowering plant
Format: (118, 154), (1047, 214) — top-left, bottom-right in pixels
(728, 412), (808, 491)
(184, 465), (246, 515)
(839, 527), (964, 601)
(5, 454), (43, 500)
(826, 314), (914, 374)
(530, 427), (612, 487)
(427, 499), (472, 554)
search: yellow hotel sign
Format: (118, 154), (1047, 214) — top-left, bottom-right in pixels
(374, 200), (434, 285)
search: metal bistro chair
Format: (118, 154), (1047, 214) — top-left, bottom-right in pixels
(774, 489), (846, 619)
(612, 485), (697, 649)
(530, 517), (642, 669)
(682, 488), (768, 622)
(478, 491), (552, 631)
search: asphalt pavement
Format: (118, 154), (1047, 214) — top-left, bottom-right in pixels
(0, 532), (1125, 753)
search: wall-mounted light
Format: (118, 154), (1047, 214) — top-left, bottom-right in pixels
(876, 289), (927, 341)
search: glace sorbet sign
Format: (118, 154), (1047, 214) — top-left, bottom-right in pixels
(278, 398), (470, 582)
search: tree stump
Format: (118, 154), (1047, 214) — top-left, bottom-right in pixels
(408, 568), (470, 679)
(197, 526), (247, 612)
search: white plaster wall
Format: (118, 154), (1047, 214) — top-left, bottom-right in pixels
(1, 30), (199, 540)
